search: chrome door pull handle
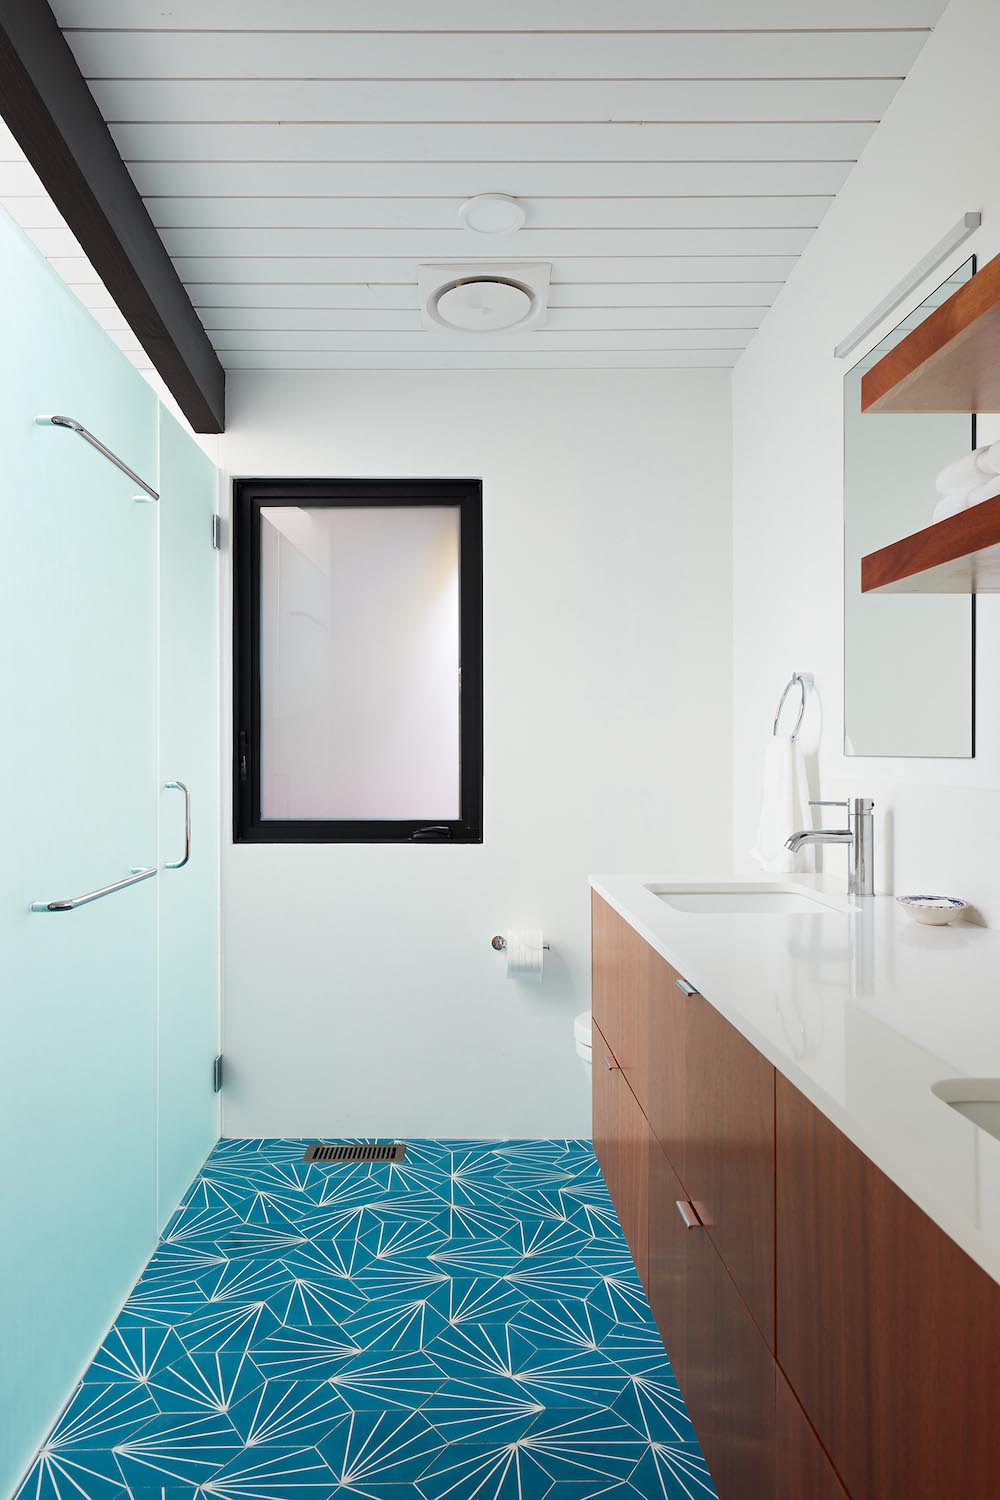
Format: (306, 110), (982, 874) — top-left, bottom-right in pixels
(31, 866), (157, 912)
(675, 978), (699, 997)
(602, 1053), (617, 1071)
(675, 1199), (702, 1230)
(163, 780), (191, 869)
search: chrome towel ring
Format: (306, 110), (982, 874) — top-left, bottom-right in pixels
(773, 673), (814, 742)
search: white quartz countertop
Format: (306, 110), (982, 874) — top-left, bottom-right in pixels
(590, 873), (1000, 1287)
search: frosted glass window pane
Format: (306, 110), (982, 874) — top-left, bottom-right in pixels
(260, 505), (461, 820)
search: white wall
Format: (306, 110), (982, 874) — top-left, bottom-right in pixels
(732, 0), (1000, 924)
(220, 368), (732, 1138)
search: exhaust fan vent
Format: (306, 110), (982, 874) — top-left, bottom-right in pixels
(418, 262), (550, 333)
(303, 1142), (406, 1164)
(436, 278), (533, 331)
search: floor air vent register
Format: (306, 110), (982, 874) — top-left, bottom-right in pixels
(302, 1142), (406, 1164)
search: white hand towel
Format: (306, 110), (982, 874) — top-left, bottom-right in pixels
(750, 736), (809, 874)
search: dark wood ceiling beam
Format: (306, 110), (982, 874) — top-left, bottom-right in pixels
(0, 0), (225, 432)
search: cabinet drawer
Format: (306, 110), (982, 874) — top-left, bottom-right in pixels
(649, 1138), (775, 1500)
(776, 1074), (1000, 1498)
(592, 1018), (650, 1291)
(682, 995), (776, 1345)
(592, 892), (653, 1107)
(775, 1370), (848, 1500)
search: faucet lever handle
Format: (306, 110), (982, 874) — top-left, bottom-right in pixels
(809, 799), (848, 808)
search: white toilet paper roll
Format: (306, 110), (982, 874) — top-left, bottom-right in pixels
(505, 929), (544, 982)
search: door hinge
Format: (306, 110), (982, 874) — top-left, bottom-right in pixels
(212, 513), (222, 550)
(213, 1054), (224, 1092)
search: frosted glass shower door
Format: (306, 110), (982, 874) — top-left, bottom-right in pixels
(157, 407), (220, 1220)
(0, 211), (158, 1496)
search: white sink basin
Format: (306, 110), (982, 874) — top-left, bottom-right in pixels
(647, 882), (845, 916)
(932, 1078), (1000, 1143)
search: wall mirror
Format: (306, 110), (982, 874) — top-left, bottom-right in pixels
(844, 259), (975, 757)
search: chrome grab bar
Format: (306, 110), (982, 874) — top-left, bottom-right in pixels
(35, 414), (158, 501)
(163, 780), (191, 869)
(31, 866), (157, 913)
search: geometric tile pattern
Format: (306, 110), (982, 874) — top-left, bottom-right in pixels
(17, 1139), (716, 1500)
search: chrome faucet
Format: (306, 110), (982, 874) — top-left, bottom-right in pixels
(786, 798), (875, 898)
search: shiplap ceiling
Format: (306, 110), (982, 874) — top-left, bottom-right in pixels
(3, 0), (948, 373)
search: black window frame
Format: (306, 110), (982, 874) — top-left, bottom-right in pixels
(233, 476), (483, 844)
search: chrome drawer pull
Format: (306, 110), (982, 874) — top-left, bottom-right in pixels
(675, 978), (699, 997)
(675, 1199), (702, 1230)
(602, 1053), (617, 1071)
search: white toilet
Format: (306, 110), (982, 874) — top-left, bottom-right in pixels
(574, 1011), (593, 1073)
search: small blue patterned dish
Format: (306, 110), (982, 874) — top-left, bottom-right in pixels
(897, 894), (970, 926)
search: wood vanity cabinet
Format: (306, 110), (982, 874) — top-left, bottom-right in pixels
(592, 891), (1000, 1499)
(592, 893), (775, 1341)
(592, 893), (782, 1497)
(776, 1074), (1000, 1499)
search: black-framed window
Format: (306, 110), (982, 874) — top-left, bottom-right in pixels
(233, 477), (483, 843)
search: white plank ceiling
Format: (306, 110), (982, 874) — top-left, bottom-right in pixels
(1, 0), (948, 374)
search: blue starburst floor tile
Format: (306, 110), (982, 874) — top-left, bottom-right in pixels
(15, 1139), (717, 1500)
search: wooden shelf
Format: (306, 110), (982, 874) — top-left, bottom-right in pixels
(861, 494), (1000, 593)
(862, 251), (1000, 413)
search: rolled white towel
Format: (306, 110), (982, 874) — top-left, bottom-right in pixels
(976, 439), (1000, 478)
(966, 473), (1000, 506)
(937, 447), (992, 496)
(932, 473), (1000, 523)
(932, 490), (975, 523)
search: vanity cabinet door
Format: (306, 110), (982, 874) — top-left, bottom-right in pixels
(643, 942), (690, 1173)
(775, 1371), (848, 1500)
(776, 1074), (1000, 1499)
(592, 893), (652, 1107)
(592, 1018), (650, 1290)
(682, 993), (776, 1345)
(649, 1137), (776, 1500)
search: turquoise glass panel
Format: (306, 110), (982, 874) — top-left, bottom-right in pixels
(157, 406), (220, 1221)
(0, 210), (159, 1494)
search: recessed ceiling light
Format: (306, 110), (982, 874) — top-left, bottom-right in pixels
(457, 194), (526, 235)
(434, 277), (534, 331)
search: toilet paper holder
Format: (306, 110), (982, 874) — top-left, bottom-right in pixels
(491, 934), (550, 951)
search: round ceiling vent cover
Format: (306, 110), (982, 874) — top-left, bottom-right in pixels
(433, 277), (534, 331)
